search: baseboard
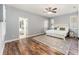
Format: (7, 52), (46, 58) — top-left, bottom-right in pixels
(4, 38), (20, 43)
(27, 33), (44, 38)
(0, 42), (5, 55)
(4, 33), (44, 43)
(2, 43), (5, 55)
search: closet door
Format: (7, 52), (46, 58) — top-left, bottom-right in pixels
(44, 20), (48, 30)
(50, 19), (54, 29)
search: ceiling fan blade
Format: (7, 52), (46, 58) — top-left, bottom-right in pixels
(45, 8), (48, 11)
(43, 10), (48, 13)
(44, 7), (57, 13)
(51, 11), (56, 13)
(52, 8), (57, 10)
(49, 7), (52, 9)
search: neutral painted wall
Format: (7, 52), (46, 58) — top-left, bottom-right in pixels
(5, 5), (48, 41)
(49, 12), (78, 36)
(49, 12), (78, 28)
(53, 12), (78, 25)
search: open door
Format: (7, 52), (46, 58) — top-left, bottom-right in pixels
(19, 17), (28, 39)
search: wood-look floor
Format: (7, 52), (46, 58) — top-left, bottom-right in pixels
(3, 38), (64, 55)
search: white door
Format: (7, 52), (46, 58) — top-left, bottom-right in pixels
(50, 19), (54, 28)
(19, 17), (28, 39)
(44, 20), (48, 31)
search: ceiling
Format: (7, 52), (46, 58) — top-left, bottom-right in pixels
(8, 4), (78, 18)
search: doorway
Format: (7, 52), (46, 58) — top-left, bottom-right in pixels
(19, 17), (28, 39)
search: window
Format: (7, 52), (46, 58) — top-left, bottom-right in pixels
(44, 20), (48, 29)
(50, 19), (54, 28)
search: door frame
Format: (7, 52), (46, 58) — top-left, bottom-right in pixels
(19, 17), (28, 39)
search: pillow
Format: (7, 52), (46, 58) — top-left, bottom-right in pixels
(54, 27), (57, 30)
(59, 27), (65, 31)
(51, 26), (54, 29)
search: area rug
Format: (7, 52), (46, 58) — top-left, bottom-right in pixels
(33, 35), (72, 55)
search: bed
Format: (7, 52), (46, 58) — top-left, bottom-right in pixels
(46, 25), (69, 40)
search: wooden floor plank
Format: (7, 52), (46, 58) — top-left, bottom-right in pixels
(3, 38), (63, 55)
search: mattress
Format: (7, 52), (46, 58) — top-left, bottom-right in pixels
(46, 29), (68, 36)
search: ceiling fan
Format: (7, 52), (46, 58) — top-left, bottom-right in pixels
(44, 7), (57, 13)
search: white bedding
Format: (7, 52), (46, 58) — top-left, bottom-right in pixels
(46, 25), (69, 40)
(46, 29), (68, 36)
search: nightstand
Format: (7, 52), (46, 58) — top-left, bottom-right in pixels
(69, 31), (75, 38)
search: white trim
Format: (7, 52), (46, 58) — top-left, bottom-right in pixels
(0, 36), (5, 55)
(27, 33), (44, 38)
(4, 33), (44, 43)
(0, 42), (5, 55)
(0, 4), (6, 55)
(19, 17), (28, 39)
(4, 38), (20, 43)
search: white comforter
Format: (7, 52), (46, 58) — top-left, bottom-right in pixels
(46, 29), (68, 36)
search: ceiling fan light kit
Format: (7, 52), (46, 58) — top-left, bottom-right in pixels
(45, 7), (57, 14)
